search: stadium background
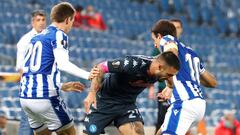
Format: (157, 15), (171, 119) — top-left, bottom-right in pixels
(0, 0), (239, 134)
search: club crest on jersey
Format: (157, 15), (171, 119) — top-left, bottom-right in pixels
(112, 61), (120, 68)
(61, 40), (68, 49)
(89, 124), (97, 133)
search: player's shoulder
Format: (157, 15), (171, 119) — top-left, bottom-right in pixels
(160, 35), (178, 46)
(127, 55), (154, 62)
(18, 30), (34, 42)
(47, 25), (67, 39)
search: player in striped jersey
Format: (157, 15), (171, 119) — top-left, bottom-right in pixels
(150, 20), (217, 135)
(19, 2), (97, 135)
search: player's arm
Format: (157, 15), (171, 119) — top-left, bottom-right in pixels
(159, 39), (178, 100)
(61, 82), (85, 92)
(84, 57), (135, 113)
(53, 31), (90, 80)
(198, 61), (217, 88)
(158, 77), (173, 101)
(161, 40), (179, 56)
(148, 85), (155, 99)
(16, 37), (28, 72)
(200, 70), (217, 88)
(88, 57), (130, 93)
(54, 49), (90, 80)
(84, 63), (107, 113)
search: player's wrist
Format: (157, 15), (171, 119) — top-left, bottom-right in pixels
(89, 89), (97, 93)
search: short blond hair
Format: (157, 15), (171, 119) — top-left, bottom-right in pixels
(50, 2), (75, 23)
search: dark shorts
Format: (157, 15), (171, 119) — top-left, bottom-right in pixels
(83, 102), (143, 135)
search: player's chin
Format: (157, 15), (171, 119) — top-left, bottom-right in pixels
(158, 78), (166, 81)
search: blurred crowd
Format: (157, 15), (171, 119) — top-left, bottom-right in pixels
(73, 5), (107, 31)
(214, 110), (240, 135)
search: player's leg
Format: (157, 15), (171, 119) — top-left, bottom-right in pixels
(34, 127), (51, 135)
(83, 104), (115, 135)
(159, 98), (206, 135)
(44, 96), (76, 135)
(20, 98), (51, 135)
(18, 109), (34, 135)
(115, 104), (144, 135)
(155, 101), (169, 134)
(56, 125), (76, 135)
(118, 121), (144, 135)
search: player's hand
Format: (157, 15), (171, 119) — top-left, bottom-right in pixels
(84, 91), (97, 113)
(148, 86), (156, 100)
(157, 86), (172, 101)
(88, 66), (100, 80)
(61, 82), (85, 92)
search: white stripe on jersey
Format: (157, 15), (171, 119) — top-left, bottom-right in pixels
(26, 75), (33, 97)
(37, 74), (43, 97)
(20, 76), (26, 97)
(172, 76), (190, 103)
(56, 31), (64, 48)
(186, 81), (199, 97)
(47, 75), (56, 97)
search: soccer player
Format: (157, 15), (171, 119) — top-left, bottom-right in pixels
(16, 10), (47, 135)
(170, 19), (183, 39)
(83, 51), (180, 135)
(150, 20), (217, 135)
(19, 2), (94, 135)
(148, 18), (184, 134)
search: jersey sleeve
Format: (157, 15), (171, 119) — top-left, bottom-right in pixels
(199, 61), (206, 74)
(16, 36), (31, 71)
(100, 56), (145, 75)
(159, 35), (178, 52)
(52, 30), (69, 50)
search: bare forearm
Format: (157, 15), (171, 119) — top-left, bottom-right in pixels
(90, 66), (104, 92)
(200, 71), (217, 88)
(166, 77), (174, 88)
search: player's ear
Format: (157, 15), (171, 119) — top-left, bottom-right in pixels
(65, 17), (69, 24)
(158, 63), (164, 71)
(157, 33), (162, 39)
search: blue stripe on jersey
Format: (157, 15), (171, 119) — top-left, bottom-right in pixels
(165, 102), (182, 134)
(172, 87), (180, 101)
(52, 40), (57, 48)
(19, 82), (22, 97)
(53, 70), (59, 96)
(32, 75), (37, 98)
(163, 36), (174, 42)
(62, 33), (67, 41)
(42, 75), (49, 98)
(50, 97), (71, 127)
(182, 82), (195, 99)
(23, 76), (30, 97)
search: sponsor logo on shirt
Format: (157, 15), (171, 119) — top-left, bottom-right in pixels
(112, 61), (120, 68)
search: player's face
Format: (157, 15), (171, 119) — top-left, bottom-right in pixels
(151, 32), (160, 49)
(32, 15), (46, 33)
(150, 60), (178, 81)
(156, 65), (178, 81)
(171, 21), (183, 39)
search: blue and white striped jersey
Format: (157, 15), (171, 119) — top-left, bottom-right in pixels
(20, 25), (68, 99)
(159, 35), (205, 103)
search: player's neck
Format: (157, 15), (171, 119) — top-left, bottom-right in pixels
(147, 62), (154, 76)
(51, 22), (67, 33)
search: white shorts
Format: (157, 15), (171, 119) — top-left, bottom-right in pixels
(161, 98), (206, 135)
(20, 96), (73, 132)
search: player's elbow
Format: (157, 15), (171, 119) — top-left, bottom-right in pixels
(208, 79), (217, 88)
(57, 62), (68, 72)
(211, 79), (217, 88)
